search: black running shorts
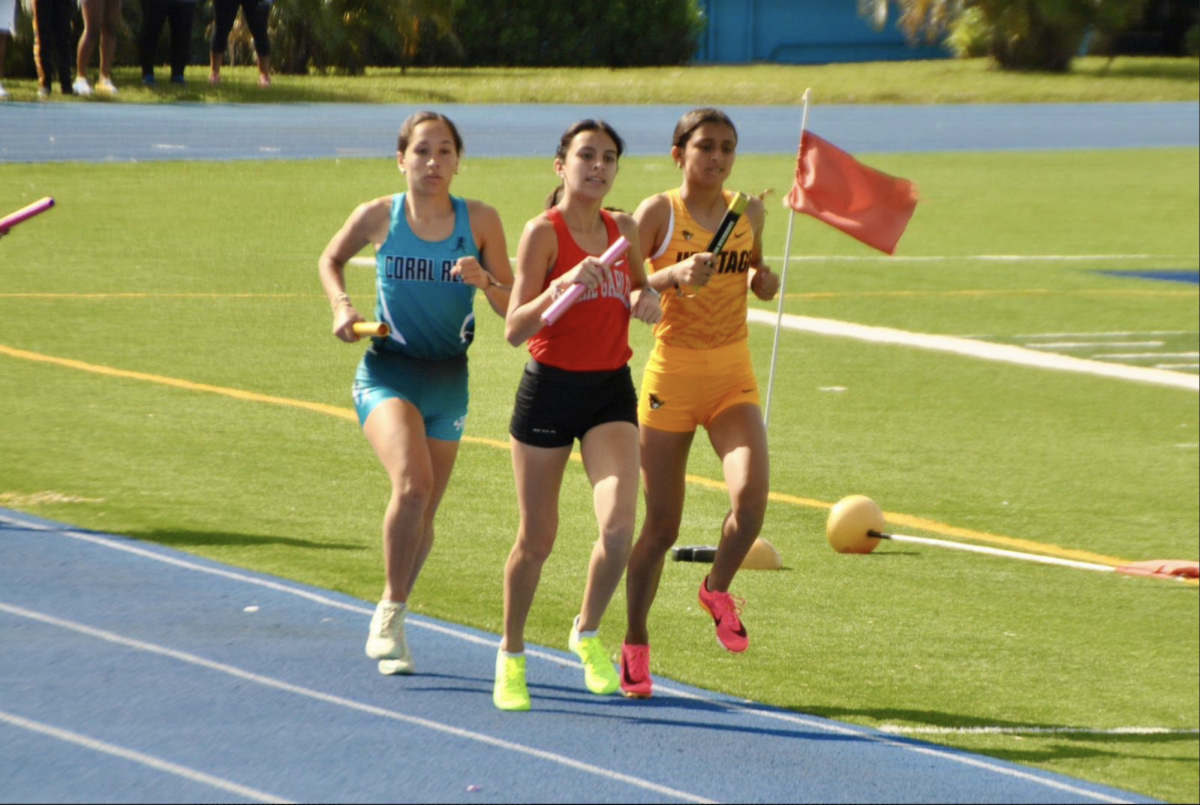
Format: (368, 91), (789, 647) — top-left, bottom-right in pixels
(509, 360), (638, 448)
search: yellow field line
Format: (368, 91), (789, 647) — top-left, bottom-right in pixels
(0, 293), (315, 300)
(0, 341), (1184, 573)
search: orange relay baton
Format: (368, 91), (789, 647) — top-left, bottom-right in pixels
(352, 321), (390, 338)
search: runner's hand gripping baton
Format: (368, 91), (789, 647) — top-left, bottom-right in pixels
(0, 197), (55, 235)
(678, 192), (749, 297)
(351, 321), (390, 338)
(541, 236), (630, 327)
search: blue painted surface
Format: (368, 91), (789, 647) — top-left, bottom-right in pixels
(0, 509), (1160, 804)
(1100, 270), (1200, 284)
(695, 0), (948, 64)
(1, 102), (1197, 163)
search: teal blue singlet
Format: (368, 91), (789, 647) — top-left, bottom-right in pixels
(352, 193), (480, 439)
(373, 193), (479, 359)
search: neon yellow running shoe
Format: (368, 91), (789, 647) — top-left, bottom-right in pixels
(493, 650), (531, 712)
(568, 621), (620, 695)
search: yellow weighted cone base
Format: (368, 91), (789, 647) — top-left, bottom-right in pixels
(741, 537), (783, 570)
(826, 495), (885, 554)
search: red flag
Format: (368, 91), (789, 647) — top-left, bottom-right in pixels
(786, 131), (918, 255)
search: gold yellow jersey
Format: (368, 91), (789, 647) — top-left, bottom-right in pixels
(648, 188), (754, 350)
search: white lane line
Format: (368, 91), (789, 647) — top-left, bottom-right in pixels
(0, 515), (576, 666)
(880, 725), (1199, 736)
(0, 602), (714, 805)
(1025, 341), (1164, 349)
(745, 310), (1200, 392)
(0, 709), (294, 804)
(0, 518), (1143, 802)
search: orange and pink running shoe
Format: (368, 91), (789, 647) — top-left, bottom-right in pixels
(698, 575), (748, 653)
(620, 642), (652, 699)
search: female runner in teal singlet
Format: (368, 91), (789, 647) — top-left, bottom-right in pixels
(319, 111), (514, 676)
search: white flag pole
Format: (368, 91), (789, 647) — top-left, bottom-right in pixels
(762, 87), (812, 430)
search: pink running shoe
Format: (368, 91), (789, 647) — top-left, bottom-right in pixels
(698, 576), (748, 653)
(620, 642), (652, 699)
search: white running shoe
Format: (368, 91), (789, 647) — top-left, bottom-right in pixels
(96, 78), (118, 95)
(365, 600), (412, 673)
(72, 77), (93, 96)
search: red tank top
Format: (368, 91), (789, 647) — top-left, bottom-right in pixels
(528, 208), (633, 372)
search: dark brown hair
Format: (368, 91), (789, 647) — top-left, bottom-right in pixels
(397, 111), (464, 156)
(671, 108), (738, 149)
(546, 119), (626, 209)
(555, 119), (626, 161)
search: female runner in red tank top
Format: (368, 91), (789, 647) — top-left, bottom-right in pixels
(493, 119), (662, 711)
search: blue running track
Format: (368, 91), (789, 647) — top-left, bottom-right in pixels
(0, 509), (1158, 804)
(1, 102), (1196, 162)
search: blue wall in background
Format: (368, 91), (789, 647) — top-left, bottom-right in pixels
(695, 0), (949, 63)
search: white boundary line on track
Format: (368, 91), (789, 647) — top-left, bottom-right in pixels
(0, 708), (294, 804)
(0, 515), (1145, 804)
(646, 687), (1137, 805)
(0, 600), (715, 805)
(745, 310), (1200, 392)
(880, 725), (1200, 736)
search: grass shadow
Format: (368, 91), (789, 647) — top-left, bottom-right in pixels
(126, 527), (359, 551)
(1082, 61), (1200, 82)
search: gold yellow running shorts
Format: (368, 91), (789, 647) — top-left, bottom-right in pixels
(637, 339), (760, 433)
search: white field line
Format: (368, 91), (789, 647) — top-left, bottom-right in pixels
(0, 601), (715, 805)
(772, 254), (1195, 263)
(883, 534), (1119, 573)
(1026, 341), (1163, 349)
(0, 517), (1148, 803)
(1095, 352), (1200, 360)
(1016, 331), (1197, 338)
(880, 725), (1199, 737)
(1160, 364), (1200, 370)
(745, 310), (1200, 392)
(0, 709), (294, 804)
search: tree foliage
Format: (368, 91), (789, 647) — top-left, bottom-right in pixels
(861, 0), (1149, 71)
(266, 0), (460, 75)
(452, 0), (703, 67)
(0, 0), (712, 76)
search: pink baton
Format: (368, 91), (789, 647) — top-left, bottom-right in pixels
(0, 197), (55, 234)
(541, 236), (630, 327)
